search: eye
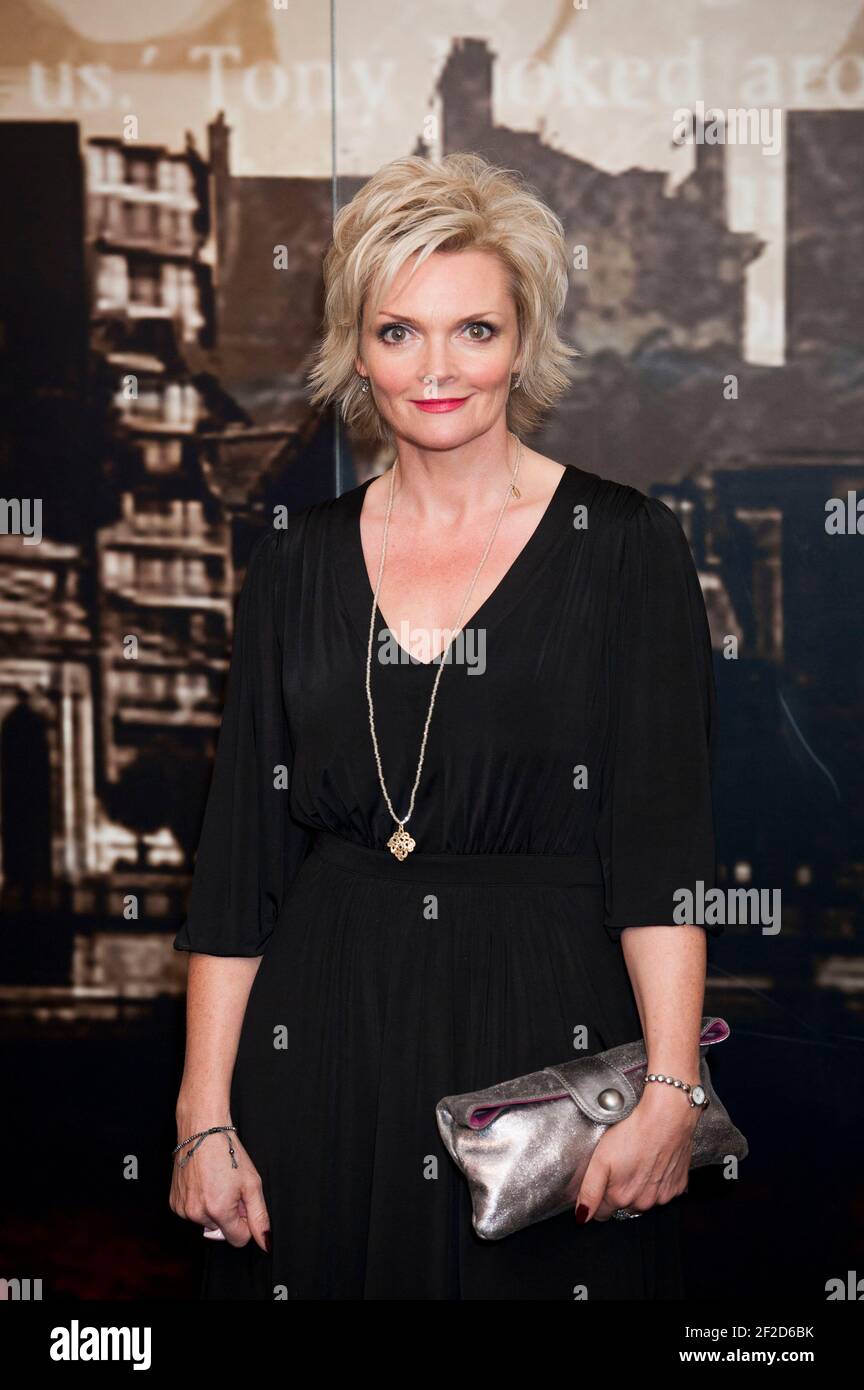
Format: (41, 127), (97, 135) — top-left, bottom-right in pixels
(463, 321), (497, 341)
(378, 323), (413, 344)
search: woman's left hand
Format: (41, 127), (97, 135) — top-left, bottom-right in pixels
(573, 1086), (701, 1222)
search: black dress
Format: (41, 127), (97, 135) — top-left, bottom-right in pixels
(174, 462), (721, 1300)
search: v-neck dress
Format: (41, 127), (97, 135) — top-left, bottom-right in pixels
(174, 462), (721, 1301)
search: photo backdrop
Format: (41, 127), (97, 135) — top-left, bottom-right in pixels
(0, 0), (862, 1302)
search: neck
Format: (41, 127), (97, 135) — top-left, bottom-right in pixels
(385, 426), (520, 527)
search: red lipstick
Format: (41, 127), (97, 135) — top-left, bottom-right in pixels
(411, 397), (469, 413)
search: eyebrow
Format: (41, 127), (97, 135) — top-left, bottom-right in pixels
(374, 309), (503, 323)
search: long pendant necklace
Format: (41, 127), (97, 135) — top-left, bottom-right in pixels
(364, 433), (523, 859)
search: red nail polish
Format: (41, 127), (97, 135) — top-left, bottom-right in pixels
(264, 1230), (271, 1252)
(575, 1204), (589, 1224)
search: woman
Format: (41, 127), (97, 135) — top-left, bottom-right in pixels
(170, 152), (722, 1300)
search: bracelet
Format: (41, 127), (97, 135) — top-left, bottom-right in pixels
(644, 1073), (709, 1109)
(173, 1125), (239, 1168)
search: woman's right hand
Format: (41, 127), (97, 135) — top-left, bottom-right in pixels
(170, 1119), (271, 1252)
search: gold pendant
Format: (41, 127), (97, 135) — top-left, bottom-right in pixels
(511, 483), (521, 498)
(387, 824), (416, 860)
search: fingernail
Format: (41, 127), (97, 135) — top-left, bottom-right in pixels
(575, 1204), (589, 1224)
(263, 1229), (271, 1252)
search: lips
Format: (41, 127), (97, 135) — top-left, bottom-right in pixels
(411, 398), (469, 413)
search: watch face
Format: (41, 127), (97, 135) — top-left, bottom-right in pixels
(692, 1085), (706, 1106)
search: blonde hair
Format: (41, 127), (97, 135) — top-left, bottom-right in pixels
(307, 152), (579, 446)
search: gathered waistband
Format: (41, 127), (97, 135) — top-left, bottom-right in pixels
(309, 830), (604, 887)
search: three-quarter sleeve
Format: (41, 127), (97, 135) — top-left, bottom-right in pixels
(173, 527), (311, 956)
(594, 495), (720, 943)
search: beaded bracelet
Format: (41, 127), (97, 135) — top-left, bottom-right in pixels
(173, 1125), (239, 1169)
(644, 1073), (709, 1109)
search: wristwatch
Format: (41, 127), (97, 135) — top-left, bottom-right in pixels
(644, 1072), (710, 1109)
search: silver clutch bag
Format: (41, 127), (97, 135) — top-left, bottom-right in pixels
(435, 1016), (748, 1241)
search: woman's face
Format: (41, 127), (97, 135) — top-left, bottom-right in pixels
(356, 247), (521, 450)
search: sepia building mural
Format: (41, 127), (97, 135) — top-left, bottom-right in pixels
(0, 0), (861, 1301)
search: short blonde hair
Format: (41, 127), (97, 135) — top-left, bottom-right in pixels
(307, 152), (578, 446)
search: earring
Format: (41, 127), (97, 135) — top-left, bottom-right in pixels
(358, 374), (369, 394)
(511, 372), (521, 391)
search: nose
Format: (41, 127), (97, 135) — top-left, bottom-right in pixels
(417, 341), (457, 398)
(417, 371), (458, 401)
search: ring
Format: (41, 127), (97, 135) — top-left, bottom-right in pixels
(611, 1208), (643, 1220)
